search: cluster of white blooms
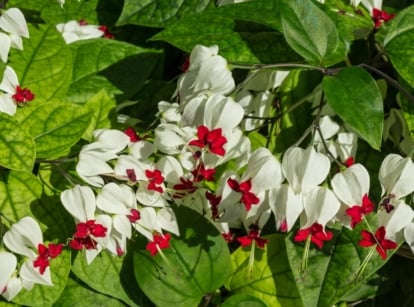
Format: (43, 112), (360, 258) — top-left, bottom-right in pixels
(0, 217), (63, 301)
(0, 8), (33, 116)
(67, 44), (414, 263)
(3, 43), (414, 300)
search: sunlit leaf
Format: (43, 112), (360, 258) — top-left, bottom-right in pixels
(0, 113), (36, 172)
(14, 102), (92, 159)
(228, 234), (302, 307)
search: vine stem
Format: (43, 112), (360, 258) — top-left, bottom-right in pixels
(359, 63), (414, 105)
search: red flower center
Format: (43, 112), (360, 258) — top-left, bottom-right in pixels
(33, 243), (63, 274)
(146, 233), (172, 256)
(358, 226), (397, 260)
(227, 178), (260, 211)
(294, 223), (333, 249)
(189, 125), (227, 156)
(12, 86), (35, 105)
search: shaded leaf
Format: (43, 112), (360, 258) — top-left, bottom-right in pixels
(285, 218), (399, 307)
(228, 234), (302, 307)
(0, 113), (36, 172)
(116, 0), (216, 27)
(222, 293), (267, 307)
(323, 67), (383, 150)
(14, 102), (92, 159)
(133, 205), (231, 307)
(152, 11), (298, 64)
(71, 251), (142, 306)
(55, 276), (126, 307)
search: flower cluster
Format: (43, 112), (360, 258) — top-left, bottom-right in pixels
(0, 8), (34, 116)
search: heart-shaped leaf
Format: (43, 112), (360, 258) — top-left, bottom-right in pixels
(227, 234), (302, 306)
(133, 205), (231, 307)
(323, 67), (383, 150)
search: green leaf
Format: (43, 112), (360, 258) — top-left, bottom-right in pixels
(133, 205), (231, 307)
(222, 293), (267, 307)
(285, 219), (399, 307)
(10, 24), (72, 102)
(280, 0), (341, 66)
(228, 234), (302, 307)
(71, 251), (143, 306)
(152, 12), (299, 64)
(383, 5), (414, 88)
(13, 250), (71, 306)
(0, 171), (42, 221)
(41, 0), (99, 24)
(0, 113), (36, 172)
(82, 90), (116, 141)
(116, 0), (216, 27)
(322, 67), (384, 150)
(67, 39), (158, 102)
(321, 0), (373, 42)
(67, 75), (122, 103)
(14, 102), (92, 159)
(55, 277), (126, 307)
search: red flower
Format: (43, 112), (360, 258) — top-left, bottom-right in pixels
(358, 226), (397, 260)
(98, 25), (114, 39)
(172, 177), (198, 198)
(294, 223), (333, 249)
(346, 194), (375, 228)
(373, 8), (396, 28)
(146, 169), (164, 193)
(189, 125), (227, 156)
(227, 178), (260, 211)
(192, 162), (216, 182)
(146, 233), (171, 256)
(69, 220), (107, 251)
(33, 243), (63, 274)
(237, 228), (268, 248)
(206, 191), (221, 219)
(12, 86), (35, 105)
(124, 127), (141, 142)
(127, 209), (140, 223)
(126, 169), (137, 182)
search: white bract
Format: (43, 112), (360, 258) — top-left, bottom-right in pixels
(176, 45), (235, 103)
(0, 251), (22, 301)
(3, 217), (53, 287)
(56, 20), (103, 44)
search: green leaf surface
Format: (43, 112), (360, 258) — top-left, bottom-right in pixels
(116, 0), (216, 27)
(222, 293), (267, 307)
(0, 113), (36, 172)
(14, 102), (92, 159)
(41, 0), (99, 24)
(322, 67), (384, 150)
(0, 171), (42, 222)
(280, 0), (340, 66)
(228, 234), (302, 307)
(152, 12), (299, 64)
(383, 6), (414, 88)
(285, 220), (399, 307)
(12, 250), (71, 306)
(82, 89), (116, 141)
(133, 205), (231, 307)
(67, 39), (158, 102)
(10, 24), (72, 102)
(322, 0), (373, 42)
(55, 277), (126, 307)
(71, 251), (142, 306)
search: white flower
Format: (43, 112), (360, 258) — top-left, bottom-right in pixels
(0, 66), (19, 115)
(3, 217), (53, 287)
(0, 251), (22, 301)
(176, 45), (235, 103)
(56, 20), (103, 44)
(0, 8), (29, 38)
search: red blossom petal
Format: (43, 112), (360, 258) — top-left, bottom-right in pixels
(124, 127), (141, 142)
(48, 243), (63, 258)
(128, 209), (140, 223)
